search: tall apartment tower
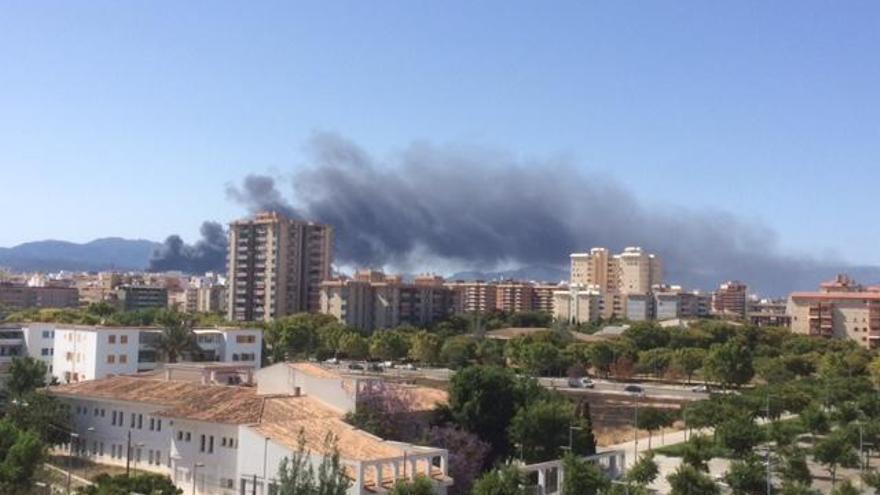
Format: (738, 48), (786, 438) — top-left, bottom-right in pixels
(569, 248), (618, 292)
(569, 246), (661, 294)
(617, 246), (662, 295)
(227, 211), (333, 321)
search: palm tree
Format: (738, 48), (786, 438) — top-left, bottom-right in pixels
(155, 311), (199, 363)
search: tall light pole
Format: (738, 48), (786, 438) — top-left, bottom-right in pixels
(631, 391), (641, 464)
(67, 432), (79, 495)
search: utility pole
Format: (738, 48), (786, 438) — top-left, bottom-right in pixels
(765, 394), (771, 495)
(252, 474), (257, 495)
(633, 392), (640, 463)
(126, 430), (132, 476)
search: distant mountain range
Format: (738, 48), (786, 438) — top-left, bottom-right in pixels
(0, 238), (160, 272)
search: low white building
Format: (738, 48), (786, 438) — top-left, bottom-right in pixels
(42, 324), (263, 383)
(47, 362), (452, 495)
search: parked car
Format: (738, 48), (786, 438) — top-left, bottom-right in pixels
(567, 377), (583, 388)
(404, 363), (418, 371)
(324, 357), (339, 365)
(348, 363), (365, 371)
(623, 384), (644, 395)
(580, 377), (595, 388)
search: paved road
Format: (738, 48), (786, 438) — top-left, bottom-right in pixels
(321, 362), (709, 401)
(539, 377), (710, 401)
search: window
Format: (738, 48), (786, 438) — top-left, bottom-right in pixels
(157, 419), (162, 431)
(200, 435), (206, 452)
(107, 355), (115, 364)
(137, 414), (143, 429)
(177, 431), (183, 441)
(155, 450), (161, 465)
(108, 335), (116, 344)
(112, 411), (118, 426)
(120, 335), (128, 344)
(130, 413), (136, 428)
(185, 432), (191, 442)
(236, 335), (256, 344)
(208, 436), (214, 453)
(41, 348), (50, 356)
(150, 418), (155, 431)
(119, 354), (128, 364)
(42, 330), (51, 339)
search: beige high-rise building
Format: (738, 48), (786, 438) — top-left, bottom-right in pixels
(617, 247), (662, 295)
(570, 248), (618, 292)
(569, 246), (662, 318)
(495, 281), (534, 313)
(227, 211), (333, 322)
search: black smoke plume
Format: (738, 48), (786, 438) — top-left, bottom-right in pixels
(148, 221), (227, 274)
(222, 133), (876, 296)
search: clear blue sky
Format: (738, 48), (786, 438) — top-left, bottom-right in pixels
(1, 1), (878, 263)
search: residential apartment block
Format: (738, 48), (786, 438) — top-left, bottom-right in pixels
(570, 247), (662, 295)
(227, 212), (333, 321)
(47, 362), (452, 495)
(713, 281), (748, 318)
(0, 283), (79, 310)
(116, 286), (169, 311)
(445, 281), (497, 314)
(320, 271), (453, 332)
(552, 285), (603, 324)
(788, 275), (880, 348)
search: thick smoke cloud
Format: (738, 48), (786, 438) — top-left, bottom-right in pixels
(149, 221), (227, 274)
(223, 133), (875, 296)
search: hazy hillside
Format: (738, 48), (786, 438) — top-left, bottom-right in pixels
(0, 238), (159, 272)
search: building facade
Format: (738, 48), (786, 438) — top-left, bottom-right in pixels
(788, 275), (880, 348)
(47, 362), (452, 495)
(227, 212), (333, 321)
(713, 281), (748, 318)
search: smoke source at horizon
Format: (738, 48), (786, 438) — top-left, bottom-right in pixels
(152, 132), (878, 296)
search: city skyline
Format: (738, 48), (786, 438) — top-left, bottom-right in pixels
(2, 1), (879, 290)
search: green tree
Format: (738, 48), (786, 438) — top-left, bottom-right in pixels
(562, 452), (609, 495)
(588, 342), (616, 378)
(813, 431), (860, 487)
(471, 465), (526, 495)
(672, 348), (707, 384)
(275, 430), (350, 495)
(408, 331), (442, 365)
(680, 435), (715, 472)
(155, 311), (198, 363)
(716, 415), (765, 458)
(369, 331), (410, 361)
(667, 464), (720, 495)
(799, 403), (830, 443)
(76, 473), (181, 495)
(778, 448), (812, 488)
(724, 456), (767, 495)
(624, 323), (670, 351)
(389, 476), (434, 495)
(829, 480), (860, 495)
(4, 392), (71, 445)
(626, 453), (659, 486)
(4, 357), (48, 398)
(508, 398), (590, 463)
(636, 407), (673, 451)
(447, 366), (522, 460)
(440, 336), (476, 369)
(0, 420), (46, 494)
(338, 333), (369, 360)
(704, 342), (754, 388)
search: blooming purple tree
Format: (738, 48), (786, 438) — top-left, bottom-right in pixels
(427, 426), (491, 495)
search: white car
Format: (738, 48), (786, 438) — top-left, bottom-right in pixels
(580, 377), (595, 388)
(692, 384), (711, 393)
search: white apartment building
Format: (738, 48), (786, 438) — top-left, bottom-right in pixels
(553, 285), (603, 324)
(47, 362), (452, 495)
(568, 247), (662, 319)
(46, 325), (262, 384)
(0, 323), (57, 378)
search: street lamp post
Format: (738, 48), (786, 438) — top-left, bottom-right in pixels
(630, 391), (641, 464)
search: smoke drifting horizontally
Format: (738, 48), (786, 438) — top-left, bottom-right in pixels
(218, 132), (877, 296)
(154, 132), (877, 295)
